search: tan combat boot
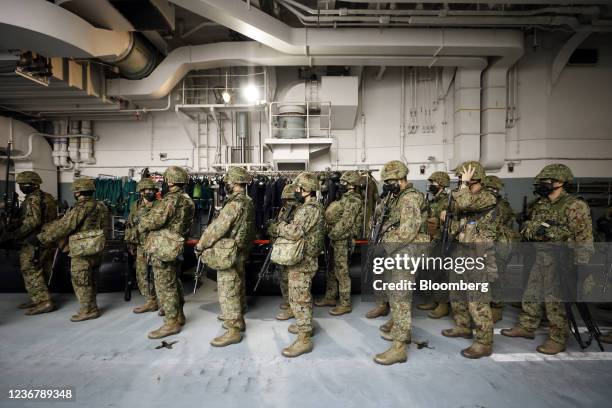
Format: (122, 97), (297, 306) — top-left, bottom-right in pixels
(222, 317), (246, 332)
(314, 298), (336, 307)
(373, 341), (407, 365)
(491, 307), (503, 323)
(18, 300), (36, 310)
(379, 319), (394, 333)
(217, 313), (225, 321)
(70, 308), (100, 322)
(365, 303), (389, 319)
(500, 326), (535, 339)
(428, 303), (449, 319)
(282, 333), (313, 358)
(536, 339), (566, 355)
(461, 342), (492, 359)
(279, 301), (290, 310)
(158, 308), (165, 317)
(329, 305), (352, 316)
(177, 308), (186, 326)
(25, 301), (55, 316)
(133, 299), (158, 314)
(441, 327), (473, 339)
(417, 302), (438, 311)
(275, 308), (294, 321)
(148, 320), (181, 339)
(210, 328), (242, 347)
(288, 323), (314, 336)
(600, 331), (612, 344)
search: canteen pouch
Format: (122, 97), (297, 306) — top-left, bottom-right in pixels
(271, 237), (305, 266)
(144, 229), (185, 262)
(68, 229), (106, 257)
(202, 238), (238, 270)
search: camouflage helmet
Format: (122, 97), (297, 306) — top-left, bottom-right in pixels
(325, 201), (344, 225)
(163, 166), (189, 184)
(226, 166), (251, 184)
(72, 177), (95, 192)
(381, 160), (408, 181)
(535, 163), (574, 183)
(281, 183), (296, 200)
(455, 160), (486, 181)
(16, 171), (42, 185)
(294, 172), (318, 192)
(137, 178), (157, 191)
(482, 175), (503, 191)
(427, 171), (450, 187)
(340, 170), (361, 186)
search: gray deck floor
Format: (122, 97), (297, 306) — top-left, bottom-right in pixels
(1, 279), (612, 408)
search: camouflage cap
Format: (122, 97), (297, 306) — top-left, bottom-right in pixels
(381, 160), (408, 181)
(137, 178), (157, 191)
(295, 172), (318, 192)
(16, 171), (42, 185)
(535, 163), (574, 183)
(226, 166), (251, 184)
(340, 170), (361, 186)
(72, 177), (95, 192)
(163, 166), (189, 184)
(482, 175), (503, 191)
(455, 160), (486, 180)
(427, 171), (450, 187)
(325, 201), (344, 225)
(281, 183), (296, 200)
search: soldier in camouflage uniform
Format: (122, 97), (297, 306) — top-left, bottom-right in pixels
(276, 172), (324, 358)
(373, 160), (428, 365)
(138, 167), (194, 339)
(418, 171), (451, 318)
(502, 164), (594, 355)
(364, 196), (390, 320)
(482, 175), (518, 323)
(441, 161), (496, 359)
(35, 178), (108, 322)
(267, 183), (297, 321)
(0, 171), (58, 315)
(196, 167), (254, 347)
(317, 171), (364, 315)
(125, 178), (159, 314)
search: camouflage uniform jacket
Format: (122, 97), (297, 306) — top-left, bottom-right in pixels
(197, 191), (253, 250)
(427, 191), (448, 239)
(497, 196), (515, 229)
(451, 187), (497, 243)
(521, 190), (593, 263)
(125, 199), (156, 246)
(38, 197), (108, 245)
(267, 202), (295, 239)
(13, 189), (57, 240)
(382, 186), (426, 244)
(277, 198), (324, 257)
(138, 186), (194, 240)
(328, 190), (364, 241)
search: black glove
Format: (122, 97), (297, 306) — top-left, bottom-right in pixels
(26, 234), (42, 247)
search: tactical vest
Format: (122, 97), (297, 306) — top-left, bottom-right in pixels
(225, 192), (254, 250)
(77, 199), (108, 233)
(303, 200), (325, 257)
(164, 190), (195, 238)
(528, 192), (580, 241)
(384, 187), (427, 234)
(39, 191), (58, 225)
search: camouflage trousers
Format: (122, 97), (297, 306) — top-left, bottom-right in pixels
(288, 256), (318, 334)
(332, 240), (352, 307)
(217, 252), (245, 330)
(278, 266), (289, 304)
(20, 243), (53, 304)
(518, 257), (569, 344)
(71, 255), (100, 312)
(450, 271), (493, 346)
(135, 246), (157, 304)
(323, 245), (338, 301)
(387, 269), (414, 342)
(152, 258), (184, 323)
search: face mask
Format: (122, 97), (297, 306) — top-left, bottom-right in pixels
(224, 183), (233, 195)
(338, 183), (348, 194)
(294, 191), (305, 203)
(144, 192), (157, 202)
(161, 181), (169, 196)
(534, 182), (556, 197)
(73, 193), (80, 201)
(19, 185), (35, 195)
(383, 182), (400, 197)
(428, 185), (440, 195)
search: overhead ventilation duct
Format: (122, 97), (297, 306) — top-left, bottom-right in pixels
(0, 0), (157, 79)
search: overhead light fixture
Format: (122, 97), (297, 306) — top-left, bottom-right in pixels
(242, 84), (259, 103)
(221, 90), (231, 104)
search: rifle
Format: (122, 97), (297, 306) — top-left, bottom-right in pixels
(193, 255), (203, 295)
(363, 194), (392, 285)
(123, 249), (133, 301)
(146, 255), (154, 298)
(517, 195), (528, 230)
(254, 203), (296, 292)
(439, 186), (456, 257)
(48, 247), (60, 286)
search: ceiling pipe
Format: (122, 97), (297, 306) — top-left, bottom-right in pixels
(107, 42), (487, 100)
